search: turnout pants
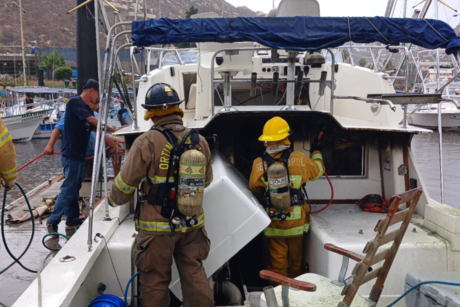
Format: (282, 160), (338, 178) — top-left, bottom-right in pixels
(267, 236), (304, 279)
(134, 227), (214, 307)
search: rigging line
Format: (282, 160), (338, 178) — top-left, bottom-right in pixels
(347, 17), (352, 42)
(423, 19), (448, 40)
(100, 234), (125, 295)
(365, 17), (391, 43)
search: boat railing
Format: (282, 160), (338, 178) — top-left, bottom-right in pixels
(0, 98), (58, 117)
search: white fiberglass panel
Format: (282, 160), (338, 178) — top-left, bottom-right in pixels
(169, 151), (271, 299)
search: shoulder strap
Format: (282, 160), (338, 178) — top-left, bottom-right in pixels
(146, 126), (177, 187)
(262, 153), (275, 182)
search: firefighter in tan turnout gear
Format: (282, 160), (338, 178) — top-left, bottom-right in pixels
(249, 116), (325, 279)
(0, 118), (18, 190)
(109, 83), (214, 307)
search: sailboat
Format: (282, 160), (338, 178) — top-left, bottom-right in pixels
(11, 0), (460, 306)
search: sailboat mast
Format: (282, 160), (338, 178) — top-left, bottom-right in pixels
(18, 0), (27, 86)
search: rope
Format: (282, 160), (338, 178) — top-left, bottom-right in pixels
(365, 17), (391, 43)
(423, 19), (448, 41)
(347, 17), (352, 42)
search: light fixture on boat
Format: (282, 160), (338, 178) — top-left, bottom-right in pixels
(306, 51), (326, 67)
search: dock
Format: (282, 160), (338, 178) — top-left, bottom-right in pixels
(0, 177), (104, 307)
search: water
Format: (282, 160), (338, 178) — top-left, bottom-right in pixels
(412, 131), (460, 208)
(5, 139), (63, 204)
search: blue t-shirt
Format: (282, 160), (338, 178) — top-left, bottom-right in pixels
(57, 112), (103, 158)
(61, 97), (94, 161)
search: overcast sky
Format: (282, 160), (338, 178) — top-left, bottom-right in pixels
(225, 0), (460, 27)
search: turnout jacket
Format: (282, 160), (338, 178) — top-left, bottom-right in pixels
(0, 118), (17, 185)
(249, 150), (324, 238)
(110, 114), (213, 234)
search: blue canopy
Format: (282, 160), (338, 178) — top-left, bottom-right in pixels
(132, 17), (460, 54)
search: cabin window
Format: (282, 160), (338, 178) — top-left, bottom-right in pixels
(317, 134), (367, 177)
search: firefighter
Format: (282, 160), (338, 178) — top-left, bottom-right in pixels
(0, 118), (17, 190)
(249, 116), (325, 279)
(108, 83), (214, 307)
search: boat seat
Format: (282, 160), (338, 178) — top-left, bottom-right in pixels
(259, 273), (373, 307)
(276, 0), (320, 17)
(260, 188), (423, 307)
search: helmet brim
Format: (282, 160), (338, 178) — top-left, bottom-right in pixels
(141, 99), (184, 110)
(258, 130), (293, 142)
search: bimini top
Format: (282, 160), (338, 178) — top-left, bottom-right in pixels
(132, 16), (460, 54)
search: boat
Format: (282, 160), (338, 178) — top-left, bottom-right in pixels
(10, 0), (460, 306)
(407, 53), (460, 129)
(0, 87), (76, 141)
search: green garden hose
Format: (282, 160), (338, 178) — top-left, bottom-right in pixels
(42, 233), (69, 251)
(1, 183), (37, 274)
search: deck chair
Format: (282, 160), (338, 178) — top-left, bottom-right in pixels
(260, 188), (423, 307)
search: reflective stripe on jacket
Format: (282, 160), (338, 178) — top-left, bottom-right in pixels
(136, 214), (204, 232)
(110, 114), (213, 234)
(0, 119), (17, 184)
(249, 149), (324, 238)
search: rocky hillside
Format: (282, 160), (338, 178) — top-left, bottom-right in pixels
(0, 0), (256, 49)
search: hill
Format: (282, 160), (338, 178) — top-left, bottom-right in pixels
(0, 0), (256, 50)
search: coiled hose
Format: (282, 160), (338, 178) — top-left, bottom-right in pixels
(387, 280), (460, 307)
(1, 183), (37, 274)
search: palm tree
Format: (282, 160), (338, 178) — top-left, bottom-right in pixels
(38, 51), (65, 79)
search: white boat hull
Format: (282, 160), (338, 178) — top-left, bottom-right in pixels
(2, 110), (53, 141)
(409, 111), (460, 129)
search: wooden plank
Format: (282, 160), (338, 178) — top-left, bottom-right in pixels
(389, 210), (408, 227)
(259, 270), (316, 292)
(370, 249), (389, 266)
(360, 267), (381, 285)
(324, 243), (364, 263)
(397, 188), (421, 204)
(378, 229), (401, 248)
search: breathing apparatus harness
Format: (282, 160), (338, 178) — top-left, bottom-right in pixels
(142, 125), (202, 233)
(262, 149), (305, 221)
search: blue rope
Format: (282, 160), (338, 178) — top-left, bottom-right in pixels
(124, 271), (140, 306)
(387, 280), (460, 307)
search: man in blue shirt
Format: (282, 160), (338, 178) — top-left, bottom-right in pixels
(45, 79), (118, 233)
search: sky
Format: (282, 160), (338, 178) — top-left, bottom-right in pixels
(225, 0), (460, 27)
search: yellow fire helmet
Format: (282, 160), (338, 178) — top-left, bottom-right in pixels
(258, 116), (292, 142)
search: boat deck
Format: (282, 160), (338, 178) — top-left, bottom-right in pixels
(0, 179), (102, 306)
(307, 203), (447, 306)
